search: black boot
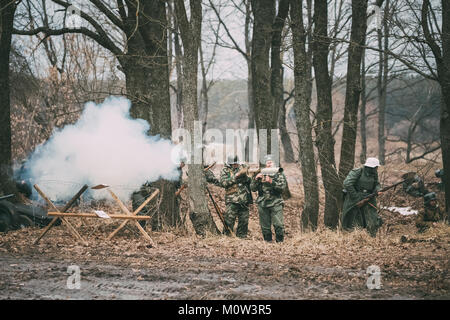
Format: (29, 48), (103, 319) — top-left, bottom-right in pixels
(275, 233), (284, 243)
(263, 233), (272, 242)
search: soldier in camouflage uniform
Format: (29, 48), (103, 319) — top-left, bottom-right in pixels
(402, 173), (428, 197)
(219, 155), (252, 238)
(341, 157), (383, 237)
(250, 155), (287, 243)
(416, 192), (445, 233)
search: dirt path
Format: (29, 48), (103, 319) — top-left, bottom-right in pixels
(0, 254), (431, 299)
(1, 231), (448, 300)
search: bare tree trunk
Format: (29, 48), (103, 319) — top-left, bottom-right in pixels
(199, 44), (209, 136)
(338, 0), (368, 181)
(250, 0), (275, 161)
(245, 0), (254, 162)
(270, 0), (290, 162)
(123, 1), (178, 230)
(421, 0), (450, 214)
(377, 0), (389, 165)
(0, 0), (17, 195)
(245, 66), (255, 162)
(290, 0), (319, 231)
(359, 46), (367, 164)
(174, 0), (219, 236)
(438, 0), (450, 215)
(312, 0), (341, 229)
(168, 0), (183, 128)
(278, 92), (295, 163)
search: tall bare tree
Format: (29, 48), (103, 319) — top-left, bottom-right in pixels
(312, 0), (341, 229)
(0, 0), (18, 196)
(421, 0), (450, 213)
(338, 0), (369, 181)
(271, 0), (291, 163)
(174, 0), (219, 236)
(250, 0), (275, 160)
(377, 0), (389, 165)
(290, 0), (319, 230)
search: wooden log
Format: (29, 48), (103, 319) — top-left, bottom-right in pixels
(48, 212), (150, 220)
(62, 184), (89, 212)
(107, 189), (155, 246)
(133, 189), (160, 215)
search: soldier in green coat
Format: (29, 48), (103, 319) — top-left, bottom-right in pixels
(219, 155), (252, 238)
(416, 192), (445, 233)
(250, 155), (287, 242)
(341, 157), (383, 237)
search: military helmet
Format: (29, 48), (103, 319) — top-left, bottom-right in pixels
(263, 154), (274, 163)
(435, 169), (444, 178)
(364, 157), (380, 168)
(424, 192), (437, 204)
(227, 155), (239, 165)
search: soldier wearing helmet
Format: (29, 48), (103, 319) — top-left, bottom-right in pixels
(416, 192), (445, 233)
(250, 154), (287, 242)
(341, 157), (383, 237)
(435, 169), (444, 191)
(219, 155), (252, 238)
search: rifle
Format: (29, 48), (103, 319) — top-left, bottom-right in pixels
(0, 194), (14, 201)
(204, 161), (217, 172)
(355, 179), (408, 208)
(206, 186), (234, 235)
(175, 162), (217, 197)
(175, 183), (187, 197)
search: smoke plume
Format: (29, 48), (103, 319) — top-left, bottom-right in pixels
(21, 96), (180, 201)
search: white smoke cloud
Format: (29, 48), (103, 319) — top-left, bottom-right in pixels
(23, 96), (181, 201)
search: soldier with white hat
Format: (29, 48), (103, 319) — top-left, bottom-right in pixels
(341, 157), (383, 237)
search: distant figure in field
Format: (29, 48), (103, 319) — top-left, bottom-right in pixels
(341, 157), (383, 237)
(416, 192), (445, 233)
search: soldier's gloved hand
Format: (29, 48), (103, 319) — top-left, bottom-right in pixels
(235, 167), (248, 178)
(255, 173), (263, 180)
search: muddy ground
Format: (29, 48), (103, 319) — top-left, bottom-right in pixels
(0, 163), (449, 300)
(1, 216), (449, 300)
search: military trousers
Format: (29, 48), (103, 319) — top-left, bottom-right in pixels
(257, 203), (284, 242)
(224, 203), (249, 238)
(342, 205), (382, 237)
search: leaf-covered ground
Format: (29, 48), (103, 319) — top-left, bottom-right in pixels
(0, 163), (449, 299)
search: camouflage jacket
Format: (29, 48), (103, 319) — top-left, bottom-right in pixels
(250, 171), (287, 208)
(416, 205), (444, 231)
(219, 164), (252, 205)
